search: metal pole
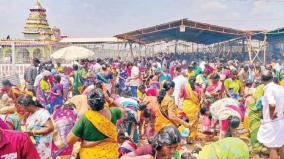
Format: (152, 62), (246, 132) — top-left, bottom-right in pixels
(11, 42), (16, 74)
(263, 34), (267, 65)
(129, 42), (134, 59)
(247, 35), (253, 65)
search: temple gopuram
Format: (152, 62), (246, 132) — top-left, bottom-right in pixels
(0, 0), (62, 64)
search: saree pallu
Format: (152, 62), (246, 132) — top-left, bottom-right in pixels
(155, 105), (176, 133)
(181, 84), (200, 138)
(248, 84), (264, 152)
(197, 137), (249, 159)
(52, 108), (77, 158)
(79, 110), (118, 159)
(36, 83), (49, 108)
(248, 102), (263, 152)
(183, 99), (199, 138)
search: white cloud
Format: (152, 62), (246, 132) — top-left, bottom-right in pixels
(250, 0), (272, 16)
(200, 0), (228, 13)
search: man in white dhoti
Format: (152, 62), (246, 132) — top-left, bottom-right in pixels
(257, 70), (284, 159)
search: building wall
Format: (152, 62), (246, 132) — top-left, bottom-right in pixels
(0, 45), (51, 64)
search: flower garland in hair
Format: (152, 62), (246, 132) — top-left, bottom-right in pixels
(32, 96), (40, 106)
(32, 96), (37, 102)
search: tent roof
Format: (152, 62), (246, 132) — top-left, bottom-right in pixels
(115, 19), (247, 45)
(251, 27), (284, 42)
(60, 37), (126, 44)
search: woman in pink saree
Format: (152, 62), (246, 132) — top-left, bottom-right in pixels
(202, 73), (224, 133)
(51, 103), (77, 158)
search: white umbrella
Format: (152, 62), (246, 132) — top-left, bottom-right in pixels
(50, 46), (94, 61)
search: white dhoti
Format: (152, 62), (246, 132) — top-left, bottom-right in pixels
(257, 117), (284, 148)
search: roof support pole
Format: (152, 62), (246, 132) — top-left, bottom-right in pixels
(116, 43), (120, 58)
(174, 40), (178, 53)
(229, 42), (232, 59)
(263, 34), (267, 65)
(144, 45), (147, 56)
(129, 42), (133, 59)
(247, 35), (253, 65)
(197, 44), (199, 53)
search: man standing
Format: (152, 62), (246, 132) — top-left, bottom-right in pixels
(173, 66), (187, 108)
(257, 70), (284, 159)
(24, 58), (40, 94)
(0, 128), (40, 159)
(128, 62), (141, 98)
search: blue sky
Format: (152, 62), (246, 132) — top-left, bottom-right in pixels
(1, 0), (284, 38)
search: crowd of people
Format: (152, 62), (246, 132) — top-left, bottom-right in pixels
(0, 53), (284, 159)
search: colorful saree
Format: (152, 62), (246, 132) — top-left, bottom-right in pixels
(36, 80), (50, 109)
(72, 71), (83, 95)
(50, 83), (64, 109)
(248, 84), (264, 153)
(79, 110), (119, 159)
(52, 107), (77, 158)
(155, 95), (177, 133)
(118, 69), (129, 92)
(197, 137), (249, 159)
(180, 83), (200, 138)
(224, 78), (240, 100)
(26, 108), (52, 159)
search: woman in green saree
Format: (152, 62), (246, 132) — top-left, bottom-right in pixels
(72, 64), (83, 95)
(197, 137), (249, 159)
(246, 84), (264, 157)
(67, 89), (123, 159)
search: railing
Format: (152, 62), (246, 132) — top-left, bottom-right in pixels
(0, 64), (30, 79)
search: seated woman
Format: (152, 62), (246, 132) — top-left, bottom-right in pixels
(197, 137), (249, 159)
(67, 89), (123, 158)
(224, 70), (241, 100)
(0, 80), (31, 114)
(4, 100), (27, 131)
(17, 94), (54, 159)
(0, 93), (16, 115)
(1, 79), (29, 101)
(121, 125), (181, 159)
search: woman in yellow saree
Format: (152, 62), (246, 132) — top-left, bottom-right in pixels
(67, 89), (123, 159)
(155, 81), (190, 133)
(180, 80), (200, 139)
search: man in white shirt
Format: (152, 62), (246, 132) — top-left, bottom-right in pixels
(128, 62), (141, 98)
(33, 70), (44, 91)
(257, 70), (284, 159)
(173, 66), (187, 108)
(93, 58), (102, 73)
